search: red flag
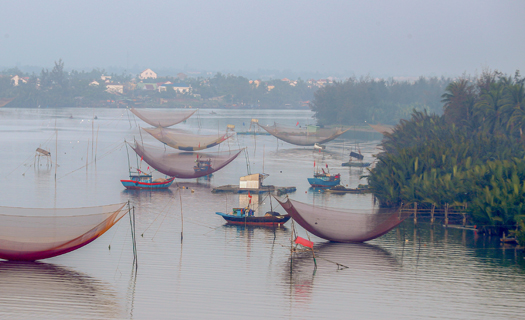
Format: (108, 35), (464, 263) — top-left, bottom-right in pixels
(326, 164), (328, 168)
(248, 191), (252, 198)
(296, 121), (299, 126)
(295, 236), (314, 248)
(147, 166), (149, 170)
(140, 156), (143, 161)
(314, 161), (315, 167)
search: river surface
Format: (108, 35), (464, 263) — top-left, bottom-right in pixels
(0, 107), (524, 319)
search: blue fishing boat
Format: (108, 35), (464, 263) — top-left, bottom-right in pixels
(215, 208), (290, 226)
(307, 170), (341, 188)
(308, 163), (341, 188)
(194, 158), (213, 174)
(121, 173), (175, 190)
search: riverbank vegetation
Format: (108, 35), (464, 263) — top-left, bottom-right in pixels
(367, 70), (525, 241)
(310, 76), (450, 125)
(0, 61), (316, 109)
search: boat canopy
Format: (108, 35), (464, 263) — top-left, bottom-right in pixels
(257, 123), (349, 146)
(130, 108), (197, 128)
(131, 142), (242, 179)
(0, 203), (127, 261)
(142, 127), (232, 151)
(275, 197), (409, 242)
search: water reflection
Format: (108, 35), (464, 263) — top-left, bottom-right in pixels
(284, 242), (400, 310)
(0, 261), (120, 319)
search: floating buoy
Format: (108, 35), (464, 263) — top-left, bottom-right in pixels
(191, 189), (194, 193)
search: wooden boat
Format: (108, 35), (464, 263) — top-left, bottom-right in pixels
(324, 184), (371, 194)
(500, 236), (519, 245)
(307, 170), (341, 188)
(216, 208), (290, 226)
(341, 161), (371, 167)
(120, 173), (174, 190)
(194, 158), (213, 174)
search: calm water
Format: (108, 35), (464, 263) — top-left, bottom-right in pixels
(0, 108), (524, 319)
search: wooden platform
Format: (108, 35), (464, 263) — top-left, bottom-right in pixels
(212, 185), (296, 194)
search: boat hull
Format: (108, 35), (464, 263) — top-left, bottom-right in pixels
(342, 162), (371, 167)
(307, 177), (340, 187)
(120, 178), (175, 190)
(215, 212), (290, 226)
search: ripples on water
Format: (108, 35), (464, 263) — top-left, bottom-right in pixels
(0, 108), (524, 319)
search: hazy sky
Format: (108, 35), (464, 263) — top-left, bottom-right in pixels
(1, 0), (524, 78)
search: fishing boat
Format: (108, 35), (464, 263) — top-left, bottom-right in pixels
(194, 157), (213, 174)
(324, 184), (371, 194)
(342, 146), (370, 167)
(120, 173), (175, 190)
(215, 208), (290, 226)
(307, 169), (341, 188)
(341, 161), (371, 167)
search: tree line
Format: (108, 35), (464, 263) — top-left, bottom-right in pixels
(367, 70), (525, 242)
(0, 61), (316, 109)
(310, 76), (451, 125)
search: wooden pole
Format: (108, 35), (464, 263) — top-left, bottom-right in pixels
(445, 203), (449, 226)
(179, 187), (184, 242)
(413, 202), (418, 224)
(430, 204), (435, 225)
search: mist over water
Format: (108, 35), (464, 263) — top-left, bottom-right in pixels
(0, 108), (523, 319)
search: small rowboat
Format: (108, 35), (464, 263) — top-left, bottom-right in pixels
(121, 173), (174, 190)
(216, 208), (290, 226)
(324, 185), (371, 194)
(341, 161), (371, 167)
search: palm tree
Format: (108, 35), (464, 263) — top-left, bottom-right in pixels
(441, 79), (474, 126)
(474, 82), (509, 134)
(507, 81), (525, 138)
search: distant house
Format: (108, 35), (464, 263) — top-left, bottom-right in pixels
(267, 85), (275, 91)
(162, 83), (191, 93)
(139, 69), (157, 80)
(89, 80), (100, 86)
(101, 75), (112, 81)
(249, 80), (261, 87)
(106, 83), (124, 94)
(11, 75), (28, 86)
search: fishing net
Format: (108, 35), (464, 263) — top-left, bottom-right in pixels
(276, 198), (409, 242)
(0, 98), (14, 108)
(142, 127), (232, 151)
(257, 123), (349, 146)
(130, 108), (197, 127)
(131, 142), (242, 179)
(0, 203), (127, 261)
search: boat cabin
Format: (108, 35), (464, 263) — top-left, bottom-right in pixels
(231, 207), (255, 217)
(239, 173), (266, 189)
(129, 173), (153, 183)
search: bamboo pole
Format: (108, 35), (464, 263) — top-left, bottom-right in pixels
(430, 204), (435, 225)
(413, 202), (418, 224)
(444, 203), (449, 226)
